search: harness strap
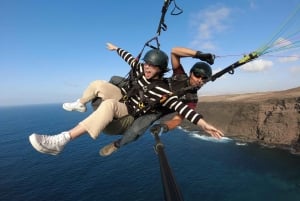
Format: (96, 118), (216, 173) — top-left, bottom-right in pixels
(166, 77), (200, 97)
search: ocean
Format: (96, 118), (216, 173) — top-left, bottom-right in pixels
(1, 104), (300, 201)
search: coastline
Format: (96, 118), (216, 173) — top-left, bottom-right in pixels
(180, 86), (300, 154)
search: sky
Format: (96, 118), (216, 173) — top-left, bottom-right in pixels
(1, 0), (299, 106)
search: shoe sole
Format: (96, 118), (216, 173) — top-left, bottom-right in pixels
(29, 134), (59, 155)
(99, 145), (117, 157)
(99, 149), (110, 157)
(62, 104), (86, 112)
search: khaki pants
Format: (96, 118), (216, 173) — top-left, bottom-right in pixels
(102, 115), (135, 135)
(79, 99), (129, 139)
(78, 80), (135, 138)
(80, 80), (123, 104)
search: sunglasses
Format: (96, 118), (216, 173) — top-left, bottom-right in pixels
(192, 71), (208, 80)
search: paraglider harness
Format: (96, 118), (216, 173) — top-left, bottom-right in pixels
(119, 67), (171, 119)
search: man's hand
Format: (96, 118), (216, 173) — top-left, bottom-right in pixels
(150, 124), (169, 135)
(194, 51), (215, 65)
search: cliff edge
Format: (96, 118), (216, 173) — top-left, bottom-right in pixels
(180, 87), (300, 154)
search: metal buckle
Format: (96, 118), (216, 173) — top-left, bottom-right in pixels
(138, 102), (145, 109)
(142, 86), (148, 92)
(122, 95), (128, 101)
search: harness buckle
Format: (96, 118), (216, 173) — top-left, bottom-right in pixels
(138, 102), (145, 109)
(142, 86), (148, 92)
(122, 95), (128, 101)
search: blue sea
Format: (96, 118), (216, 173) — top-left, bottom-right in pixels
(1, 104), (300, 201)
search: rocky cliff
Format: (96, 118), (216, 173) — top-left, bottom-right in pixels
(179, 87), (300, 154)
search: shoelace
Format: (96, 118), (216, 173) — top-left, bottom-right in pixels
(42, 134), (65, 146)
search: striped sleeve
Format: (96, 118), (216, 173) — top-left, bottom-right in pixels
(117, 48), (138, 69)
(162, 95), (203, 124)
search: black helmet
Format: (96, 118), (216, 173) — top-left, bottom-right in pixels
(142, 49), (169, 73)
(190, 62), (212, 79)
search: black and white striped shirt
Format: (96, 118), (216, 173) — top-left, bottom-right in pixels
(116, 48), (203, 124)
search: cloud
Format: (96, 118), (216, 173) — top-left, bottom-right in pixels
(290, 66), (300, 74)
(278, 55), (299, 62)
(274, 37), (292, 48)
(241, 59), (273, 72)
(189, 6), (231, 50)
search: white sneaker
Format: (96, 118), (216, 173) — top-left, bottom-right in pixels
(29, 132), (70, 155)
(62, 99), (86, 112)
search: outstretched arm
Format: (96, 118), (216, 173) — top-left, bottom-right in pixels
(171, 47), (215, 74)
(162, 95), (223, 139)
(106, 42), (139, 70)
(151, 113), (223, 139)
(171, 47), (197, 69)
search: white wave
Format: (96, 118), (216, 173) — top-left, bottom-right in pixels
(177, 126), (190, 132)
(189, 132), (232, 143)
(235, 142), (247, 146)
(177, 126), (233, 143)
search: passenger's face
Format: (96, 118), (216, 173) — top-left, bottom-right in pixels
(143, 63), (161, 79)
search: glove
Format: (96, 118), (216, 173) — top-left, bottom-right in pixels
(150, 124), (169, 135)
(193, 51), (215, 65)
